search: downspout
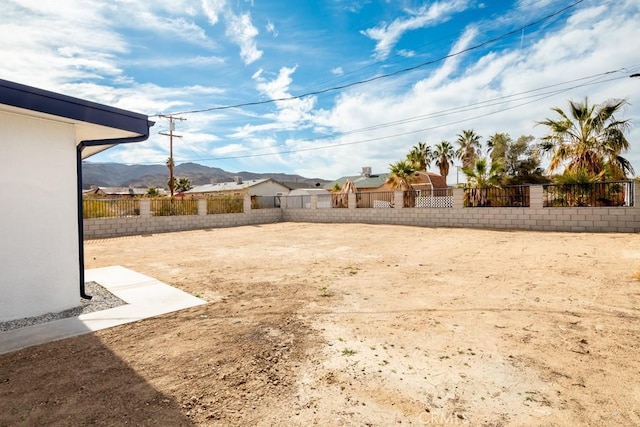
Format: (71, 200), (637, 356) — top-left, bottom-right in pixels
(77, 133), (152, 300)
(77, 144), (91, 299)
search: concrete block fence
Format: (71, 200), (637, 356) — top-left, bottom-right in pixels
(83, 185), (640, 239)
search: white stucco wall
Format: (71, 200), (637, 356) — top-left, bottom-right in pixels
(250, 181), (290, 196)
(0, 112), (79, 322)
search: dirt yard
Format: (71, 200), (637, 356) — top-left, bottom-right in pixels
(2, 223), (640, 426)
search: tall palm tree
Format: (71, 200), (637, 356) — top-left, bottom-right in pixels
(434, 141), (455, 185)
(406, 142), (432, 171)
(538, 97), (633, 180)
(386, 160), (417, 191)
(456, 129), (482, 169)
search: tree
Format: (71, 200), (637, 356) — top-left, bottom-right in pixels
(538, 97), (634, 180)
(493, 135), (549, 185)
(434, 141), (455, 185)
(406, 142), (432, 171)
(166, 157), (175, 196)
(146, 187), (159, 197)
(456, 129), (482, 169)
(386, 160), (417, 191)
(462, 157), (503, 188)
(487, 133), (511, 164)
(175, 177), (192, 193)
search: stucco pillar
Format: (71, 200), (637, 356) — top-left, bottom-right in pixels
(198, 199), (207, 215)
(244, 194), (252, 212)
(453, 187), (464, 210)
(394, 191), (404, 209)
(311, 195), (318, 209)
(348, 193), (356, 209)
(140, 200), (151, 217)
(529, 185), (544, 209)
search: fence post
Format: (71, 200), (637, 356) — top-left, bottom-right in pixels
(140, 199), (151, 217)
(452, 187), (464, 209)
(529, 185), (543, 209)
(198, 199), (207, 216)
(280, 196), (287, 209)
(348, 193), (356, 209)
(311, 195), (318, 209)
(243, 194), (252, 213)
(394, 191), (404, 209)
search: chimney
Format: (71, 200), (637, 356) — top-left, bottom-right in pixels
(361, 166), (372, 177)
(234, 176), (243, 184)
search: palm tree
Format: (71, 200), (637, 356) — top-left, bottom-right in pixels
(462, 157), (503, 188)
(456, 129), (482, 169)
(434, 141), (455, 185)
(406, 142), (432, 171)
(386, 160), (417, 191)
(538, 97), (633, 180)
(175, 177), (192, 193)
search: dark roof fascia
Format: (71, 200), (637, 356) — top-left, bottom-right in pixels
(0, 78), (153, 136)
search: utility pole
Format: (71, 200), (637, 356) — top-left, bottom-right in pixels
(159, 115), (186, 198)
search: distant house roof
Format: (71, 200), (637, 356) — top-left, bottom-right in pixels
(324, 173), (388, 190)
(186, 178), (290, 194)
(325, 171), (448, 190)
(288, 188), (331, 196)
(84, 187), (154, 196)
(0, 78), (153, 158)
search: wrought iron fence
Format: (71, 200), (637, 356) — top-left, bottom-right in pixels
(543, 181), (634, 207)
(464, 186), (530, 207)
(251, 195), (281, 209)
(83, 199), (141, 218)
(356, 191), (395, 208)
(206, 196), (244, 214)
(151, 198), (199, 216)
(404, 188), (453, 208)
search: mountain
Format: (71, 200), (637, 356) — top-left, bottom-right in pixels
(81, 162), (329, 189)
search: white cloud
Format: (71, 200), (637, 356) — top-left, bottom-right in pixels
(202, 0), (227, 25)
(331, 67), (344, 76)
(225, 11), (262, 64)
(361, 0), (470, 59)
(291, 1), (640, 180)
(266, 20), (278, 37)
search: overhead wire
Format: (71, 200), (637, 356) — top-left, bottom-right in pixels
(162, 71), (631, 164)
(163, 0), (585, 116)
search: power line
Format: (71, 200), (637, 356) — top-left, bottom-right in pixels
(165, 73), (629, 164)
(165, 0), (585, 116)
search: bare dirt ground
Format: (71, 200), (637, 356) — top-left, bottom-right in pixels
(2, 223), (640, 426)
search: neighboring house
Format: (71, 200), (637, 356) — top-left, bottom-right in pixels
(83, 186), (159, 198)
(185, 177), (290, 198)
(0, 79), (152, 322)
(287, 188), (331, 208)
(326, 166), (448, 192)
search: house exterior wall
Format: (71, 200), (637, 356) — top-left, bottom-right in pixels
(0, 112), (79, 322)
(249, 181), (290, 196)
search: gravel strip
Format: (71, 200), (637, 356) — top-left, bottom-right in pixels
(0, 282), (127, 332)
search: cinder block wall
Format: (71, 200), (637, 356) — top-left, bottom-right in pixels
(84, 185), (640, 239)
(84, 197), (282, 239)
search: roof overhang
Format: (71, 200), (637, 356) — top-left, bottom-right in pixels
(0, 78), (154, 159)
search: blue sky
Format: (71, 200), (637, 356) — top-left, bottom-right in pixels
(2, 0), (639, 182)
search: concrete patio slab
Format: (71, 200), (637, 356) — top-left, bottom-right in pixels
(0, 266), (206, 355)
